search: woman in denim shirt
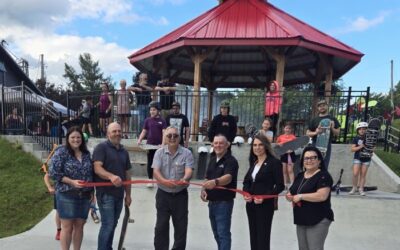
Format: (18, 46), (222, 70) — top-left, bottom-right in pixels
(49, 126), (93, 250)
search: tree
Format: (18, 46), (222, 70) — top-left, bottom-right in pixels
(36, 79), (67, 106)
(63, 53), (112, 91)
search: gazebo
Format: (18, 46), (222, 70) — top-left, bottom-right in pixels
(128, 0), (363, 139)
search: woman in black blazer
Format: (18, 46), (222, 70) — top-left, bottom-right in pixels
(243, 134), (284, 250)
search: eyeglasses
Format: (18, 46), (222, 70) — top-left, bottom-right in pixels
(303, 156), (318, 162)
(166, 134), (179, 139)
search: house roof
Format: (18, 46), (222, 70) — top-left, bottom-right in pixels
(0, 44), (44, 96)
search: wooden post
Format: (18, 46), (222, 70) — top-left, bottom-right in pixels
(325, 64), (333, 104)
(190, 48), (213, 141)
(207, 90), (214, 128)
(191, 54), (205, 141)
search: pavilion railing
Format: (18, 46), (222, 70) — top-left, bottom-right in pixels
(65, 86), (370, 143)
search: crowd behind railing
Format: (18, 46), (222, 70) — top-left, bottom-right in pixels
(1, 78), (373, 150)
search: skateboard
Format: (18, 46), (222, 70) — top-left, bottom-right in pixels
(273, 136), (310, 156)
(139, 144), (161, 151)
(359, 118), (381, 160)
(339, 185), (377, 192)
(331, 168), (344, 195)
(315, 118), (331, 156)
(117, 204), (132, 250)
(245, 123), (258, 139)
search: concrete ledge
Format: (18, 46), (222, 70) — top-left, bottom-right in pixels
(370, 155), (400, 193)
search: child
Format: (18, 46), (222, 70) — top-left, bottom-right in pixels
(276, 123), (297, 188)
(79, 96), (94, 136)
(43, 173), (62, 240)
(89, 197), (100, 223)
(137, 101), (167, 187)
(349, 122), (372, 196)
(258, 117), (274, 143)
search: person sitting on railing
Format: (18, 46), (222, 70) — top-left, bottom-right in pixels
(155, 77), (176, 118)
(5, 107), (23, 135)
(264, 80), (282, 135)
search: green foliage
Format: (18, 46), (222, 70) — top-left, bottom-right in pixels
(35, 78), (68, 106)
(0, 138), (52, 238)
(375, 149), (400, 177)
(63, 53), (113, 91)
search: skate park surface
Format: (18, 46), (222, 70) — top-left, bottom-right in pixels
(1, 179), (400, 250)
(1, 139), (400, 249)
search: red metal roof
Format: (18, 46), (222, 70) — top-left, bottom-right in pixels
(129, 0), (363, 62)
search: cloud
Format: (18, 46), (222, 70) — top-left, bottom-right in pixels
(0, 24), (135, 87)
(332, 11), (389, 35)
(147, 0), (186, 6)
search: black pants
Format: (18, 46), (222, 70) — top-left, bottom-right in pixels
(147, 149), (157, 179)
(246, 201), (275, 250)
(154, 189), (188, 250)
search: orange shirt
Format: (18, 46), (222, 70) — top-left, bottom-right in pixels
(276, 134), (296, 144)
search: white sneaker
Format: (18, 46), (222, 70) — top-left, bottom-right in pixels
(348, 188), (357, 195)
(359, 189), (366, 196)
(146, 183), (154, 188)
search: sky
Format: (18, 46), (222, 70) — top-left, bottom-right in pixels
(0, 0), (399, 94)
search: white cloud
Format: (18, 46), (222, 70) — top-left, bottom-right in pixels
(147, 0), (186, 6)
(0, 24), (135, 87)
(332, 11), (389, 35)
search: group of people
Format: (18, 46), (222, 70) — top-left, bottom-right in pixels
(45, 77), (377, 250)
(76, 73), (177, 139)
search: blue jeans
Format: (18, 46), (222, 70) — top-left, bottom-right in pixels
(97, 193), (124, 250)
(208, 200), (234, 250)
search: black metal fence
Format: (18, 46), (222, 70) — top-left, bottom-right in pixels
(65, 86), (371, 142)
(1, 83), (62, 151)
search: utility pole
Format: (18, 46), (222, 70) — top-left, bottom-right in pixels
(391, 60), (394, 122)
(40, 54), (46, 82)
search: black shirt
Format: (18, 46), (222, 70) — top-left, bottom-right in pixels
(208, 114), (237, 143)
(308, 114), (340, 143)
(205, 152), (239, 201)
(157, 81), (175, 109)
(289, 170), (334, 226)
(131, 83), (152, 105)
(92, 140), (132, 198)
(166, 113), (190, 145)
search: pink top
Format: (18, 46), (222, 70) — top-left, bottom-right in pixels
(117, 89), (130, 115)
(264, 80), (283, 116)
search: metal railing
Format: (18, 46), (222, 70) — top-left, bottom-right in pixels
(65, 86), (370, 142)
(1, 83), (62, 151)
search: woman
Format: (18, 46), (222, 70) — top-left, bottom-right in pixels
(243, 134), (284, 250)
(5, 107), (22, 134)
(264, 80), (282, 134)
(49, 126), (93, 250)
(97, 83), (113, 137)
(286, 146), (334, 250)
(117, 79), (131, 138)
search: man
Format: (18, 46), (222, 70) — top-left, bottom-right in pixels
(306, 99), (340, 168)
(93, 122), (132, 250)
(166, 102), (190, 148)
(208, 101), (237, 144)
(155, 77), (176, 118)
(128, 72), (153, 134)
(152, 126), (194, 250)
(201, 134), (239, 250)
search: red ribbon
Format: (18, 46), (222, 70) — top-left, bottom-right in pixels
(79, 179), (301, 206)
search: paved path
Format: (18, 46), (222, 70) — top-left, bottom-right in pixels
(1, 183), (400, 250)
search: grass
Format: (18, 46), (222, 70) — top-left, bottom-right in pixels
(0, 138), (53, 238)
(375, 149), (400, 177)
